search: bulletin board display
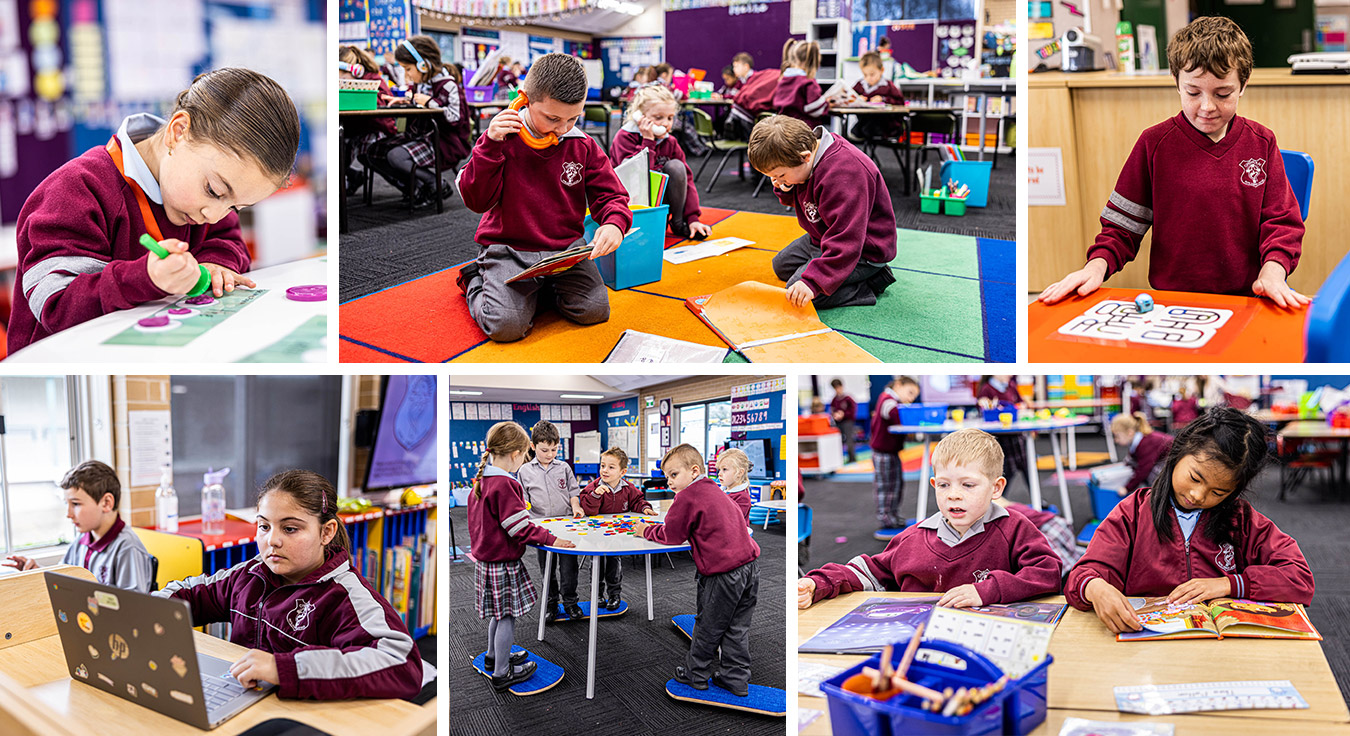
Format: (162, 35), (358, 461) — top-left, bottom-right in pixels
(920, 376), (978, 404)
(729, 378), (787, 481)
(664, 0), (799, 88)
(852, 20), (938, 75)
(598, 36), (663, 97)
(601, 397), (641, 466)
(367, 0), (413, 55)
(1045, 376), (1097, 402)
(935, 20), (978, 78)
(448, 402), (597, 484)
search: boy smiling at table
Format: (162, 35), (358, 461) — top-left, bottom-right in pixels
(798, 428), (1062, 609)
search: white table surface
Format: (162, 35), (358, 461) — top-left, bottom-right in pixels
(5, 257), (328, 363)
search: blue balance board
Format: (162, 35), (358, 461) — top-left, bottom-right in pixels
(665, 678), (787, 716)
(555, 600), (628, 620)
(672, 613), (696, 640)
(471, 646), (564, 696)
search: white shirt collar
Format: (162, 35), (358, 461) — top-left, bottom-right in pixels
(724, 482), (750, 494)
(859, 79), (882, 93)
(483, 465), (515, 479)
(916, 503), (1008, 547)
(116, 113), (167, 204)
(782, 68), (807, 78)
(1130, 432), (1143, 453)
(989, 377), (1009, 393)
(809, 126), (834, 174)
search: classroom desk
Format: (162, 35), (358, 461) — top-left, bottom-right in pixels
(1276, 420), (1350, 498)
(1028, 287), (1307, 363)
(797, 591), (1350, 735)
(1028, 69), (1350, 294)
(891, 416), (1089, 525)
(530, 505), (691, 700)
(338, 107), (450, 230)
(750, 499), (791, 530)
(3, 257), (328, 363)
(0, 566), (434, 736)
(1027, 398), (1124, 466)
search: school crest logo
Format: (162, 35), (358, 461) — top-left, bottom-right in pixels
(561, 161), (583, 187)
(803, 201), (820, 223)
(972, 569), (991, 583)
(286, 600), (317, 632)
(1215, 543), (1236, 573)
(557, 477), (567, 490)
(1238, 158), (1266, 188)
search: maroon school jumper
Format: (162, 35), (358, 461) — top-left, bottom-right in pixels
(773, 70), (829, 127)
(608, 127), (702, 225)
(495, 68), (518, 90)
(723, 483), (753, 521)
(458, 128), (632, 251)
(469, 473), (559, 562)
(642, 478), (759, 576)
(831, 393), (857, 423)
(868, 386), (906, 454)
(1088, 112), (1303, 295)
(771, 130), (897, 297)
(1126, 431), (1173, 493)
(852, 79), (905, 105)
(158, 550), (422, 700)
(11, 144), (249, 354)
(977, 378), (1022, 406)
(1065, 488), (1314, 609)
(804, 510), (1062, 604)
(729, 69), (781, 122)
(580, 478), (653, 515)
(1171, 398), (1200, 427)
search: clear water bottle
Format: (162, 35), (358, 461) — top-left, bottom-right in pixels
(155, 465), (178, 533)
(201, 467), (230, 535)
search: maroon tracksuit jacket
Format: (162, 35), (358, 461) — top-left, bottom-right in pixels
(1126, 431), (1173, 493)
(608, 126), (702, 225)
(642, 478), (759, 576)
(580, 477), (653, 515)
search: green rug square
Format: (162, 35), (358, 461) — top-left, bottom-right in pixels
(890, 229), (978, 279)
(821, 269), (985, 360)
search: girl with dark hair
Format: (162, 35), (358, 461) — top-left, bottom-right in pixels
(976, 375), (1027, 486)
(1065, 407), (1314, 633)
(155, 470), (427, 699)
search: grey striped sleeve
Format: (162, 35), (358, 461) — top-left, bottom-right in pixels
(22, 255), (109, 322)
(1108, 191), (1153, 221)
(502, 509), (531, 537)
(843, 555), (882, 591)
(1101, 206), (1150, 235)
(293, 566), (414, 680)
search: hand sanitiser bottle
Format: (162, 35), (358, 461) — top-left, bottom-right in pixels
(201, 467), (230, 535)
(156, 465), (178, 533)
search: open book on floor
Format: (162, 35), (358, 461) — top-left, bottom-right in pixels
(1117, 597), (1323, 642)
(685, 280), (879, 362)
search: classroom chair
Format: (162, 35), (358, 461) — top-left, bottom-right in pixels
(1306, 248), (1350, 362)
(750, 112), (775, 198)
(798, 504), (812, 544)
(908, 110), (961, 169)
(1280, 149), (1314, 222)
(132, 526), (204, 592)
(1276, 434), (1340, 501)
(582, 104), (612, 148)
(689, 108), (749, 193)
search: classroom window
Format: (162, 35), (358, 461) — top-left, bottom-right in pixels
(169, 376), (342, 517)
(676, 399), (734, 464)
(854, 0), (973, 21)
(0, 376), (76, 554)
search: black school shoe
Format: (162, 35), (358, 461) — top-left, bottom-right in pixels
(603, 592), (622, 610)
(455, 260), (481, 295)
(712, 671), (749, 697)
(483, 649), (529, 672)
(563, 602), (585, 620)
(491, 661), (537, 692)
(674, 666), (709, 690)
(867, 265), (897, 296)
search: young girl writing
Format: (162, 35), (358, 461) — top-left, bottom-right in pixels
(579, 447), (656, 610)
(716, 447), (754, 521)
(1110, 411), (1174, 495)
(369, 35), (472, 206)
(10, 67), (299, 354)
(339, 46), (396, 195)
(1067, 407), (1315, 633)
(468, 422), (576, 690)
(155, 470), (425, 700)
(774, 40), (830, 128)
(609, 85), (711, 241)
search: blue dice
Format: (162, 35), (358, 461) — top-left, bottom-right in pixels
(1134, 293), (1154, 313)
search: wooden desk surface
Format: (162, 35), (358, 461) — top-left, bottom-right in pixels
(0, 568), (433, 736)
(1030, 68), (1350, 89)
(1028, 287), (1307, 363)
(1278, 420), (1350, 439)
(798, 592), (1349, 733)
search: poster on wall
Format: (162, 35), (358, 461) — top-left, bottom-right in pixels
(367, 0), (411, 55)
(1027, 148), (1067, 206)
(936, 20), (978, 78)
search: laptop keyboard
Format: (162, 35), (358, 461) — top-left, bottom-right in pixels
(202, 672), (249, 713)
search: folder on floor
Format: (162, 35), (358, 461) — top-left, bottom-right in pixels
(684, 281), (880, 362)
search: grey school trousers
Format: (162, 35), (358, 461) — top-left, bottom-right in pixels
(465, 240), (609, 342)
(687, 558), (759, 690)
(772, 233), (893, 309)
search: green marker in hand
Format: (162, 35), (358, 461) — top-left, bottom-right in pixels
(140, 234), (211, 297)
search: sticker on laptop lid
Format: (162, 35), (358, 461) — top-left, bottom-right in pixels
(87, 596), (99, 616)
(141, 683), (158, 697)
(97, 673), (114, 687)
(126, 683), (137, 697)
(75, 664), (88, 679)
(169, 690), (194, 705)
(171, 655), (188, 677)
(95, 591), (120, 610)
(77, 612), (93, 634)
(88, 644), (99, 659)
(58, 609), (67, 623)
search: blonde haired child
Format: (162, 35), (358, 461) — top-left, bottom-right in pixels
(609, 84), (711, 240)
(774, 40), (830, 127)
(1110, 412), (1174, 494)
(716, 447), (753, 521)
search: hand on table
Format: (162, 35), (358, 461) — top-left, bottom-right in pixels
(201, 263), (256, 298)
(411, 92), (432, 107)
(1038, 258), (1108, 305)
(642, 507), (659, 515)
(786, 281), (814, 308)
(869, 95), (884, 103)
(936, 584), (983, 608)
(553, 539), (577, 549)
(486, 108), (524, 141)
(229, 650), (278, 689)
(797, 578), (817, 609)
(2, 555), (37, 571)
(1167, 576), (1231, 606)
(147, 239), (202, 294)
(1085, 577), (1142, 633)
(1252, 261), (1311, 309)
(589, 224), (623, 259)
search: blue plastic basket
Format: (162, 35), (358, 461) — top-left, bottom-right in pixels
(1087, 477), (1125, 521)
(820, 640), (1051, 736)
(981, 402), (1016, 422)
(939, 161), (992, 208)
(899, 403), (950, 426)
(584, 204), (669, 290)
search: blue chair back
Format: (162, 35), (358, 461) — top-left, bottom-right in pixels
(1307, 249), (1350, 362)
(1280, 149), (1313, 222)
(798, 503), (812, 543)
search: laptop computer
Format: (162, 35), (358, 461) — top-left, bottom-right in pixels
(44, 571), (276, 729)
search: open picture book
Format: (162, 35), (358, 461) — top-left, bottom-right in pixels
(1116, 597), (1322, 642)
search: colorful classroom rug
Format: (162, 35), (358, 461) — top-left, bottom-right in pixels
(1035, 452), (1113, 471)
(339, 208), (1015, 363)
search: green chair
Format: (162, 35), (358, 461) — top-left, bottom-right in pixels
(750, 112), (775, 198)
(689, 107), (749, 193)
(583, 103), (613, 148)
(909, 110), (961, 170)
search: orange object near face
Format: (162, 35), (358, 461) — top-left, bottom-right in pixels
(509, 91), (559, 149)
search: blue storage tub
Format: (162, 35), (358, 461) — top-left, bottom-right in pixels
(584, 204), (669, 290)
(899, 403), (950, 426)
(1087, 477), (1125, 521)
(939, 161), (992, 208)
(981, 402), (1017, 422)
(820, 640), (1051, 736)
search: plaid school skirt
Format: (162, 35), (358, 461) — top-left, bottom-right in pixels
(476, 559), (538, 619)
(370, 131), (438, 168)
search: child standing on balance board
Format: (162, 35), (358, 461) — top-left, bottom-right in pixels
(1039, 17), (1307, 308)
(457, 53), (632, 343)
(518, 420), (585, 623)
(634, 444), (760, 697)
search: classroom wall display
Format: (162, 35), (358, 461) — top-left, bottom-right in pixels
(448, 401), (600, 483)
(730, 378), (787, 480)
(920, 375), (978, 404)
(339, 0), (370, 43)
(598, 36), (663, 96)
(935, 19), (978, 77)
(368, 0), (413, 55)
(664, 0), (800, 84)
(853, 21), (938, 74)
(601, 397), (641, 461)
(0, 0), (72, 220)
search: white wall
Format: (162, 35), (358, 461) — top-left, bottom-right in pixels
(603, 1), (665, 37)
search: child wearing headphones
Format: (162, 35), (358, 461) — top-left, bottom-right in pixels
(456, 53), (632, 343)
(339, 46), (395, 195)
(369, 35), (472, 207)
